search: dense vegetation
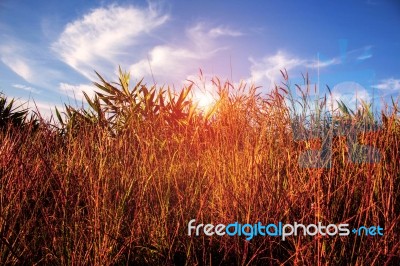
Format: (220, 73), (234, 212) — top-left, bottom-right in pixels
(0, 69), (399, 265)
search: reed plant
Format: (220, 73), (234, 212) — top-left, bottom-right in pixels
(0, 69), (399, 265)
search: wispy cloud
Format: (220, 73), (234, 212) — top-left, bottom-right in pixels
(305, 45), (373, 69)
(372, 78), (400, 91)
(357, 54), (372, 60)
(339, 45), (374, 62)
(52, 4), (169, 80)
(59, 83), (97, 100)
(3, 57), (33, 81)
(356, 46), (373, 61)
(248, 51), (346, 88)
(130, 46), (201, 84)
(0, 44), (34, 82)
(306, 57), (341, 68)
(248, 51), (305, 88)
(50, 5), (244, 101)
(185, 23), (243, 51)
(12, 84), (41, 94)
(130, 23), (240, 85)
(208, 26), (243, 38)
(247, 45), (373, 91)
(0, 38), (63, 87)
(372, 78), (400, 98)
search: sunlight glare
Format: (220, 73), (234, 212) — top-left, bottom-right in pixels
(194, 89), (215, 112)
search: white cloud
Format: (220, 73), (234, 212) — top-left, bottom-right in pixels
(188, 23), (243, 39)
(357, 54), (372, 60)
(186, 23), (218, 51)
(356, 46), (373, 61)
(372, 78), (400, 91)
(248, 51), (305, 87)
(53, 6), (244, 89)
(306, 57), (341, 68)
(185, 23), (241, 51)
(246, 49), (366, 91)
(12, 84), (41, 94)
(5, 58), (33, 81)
(52, 8), (244, 96)
(129, 23), (237, 85)
(0, 40), (63, 87)
(130, 45), (202, 84)
(59, 83), (97, 100)
(208, 26), (243, 38)
(296, 45), (373, 70)
(0, 44), (34, 81)
(52, 4), (169, 80)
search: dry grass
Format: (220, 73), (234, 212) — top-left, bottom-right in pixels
(0, 70), (399, 265)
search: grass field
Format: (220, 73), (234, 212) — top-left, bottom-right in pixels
(0, 70), (399, 265)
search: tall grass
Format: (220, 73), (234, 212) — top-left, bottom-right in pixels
(0, 70), (399, 265)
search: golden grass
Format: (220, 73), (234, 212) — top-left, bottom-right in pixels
(0, 70), (399, 265)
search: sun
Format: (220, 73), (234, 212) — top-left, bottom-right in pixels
(193, 89), (215, 112)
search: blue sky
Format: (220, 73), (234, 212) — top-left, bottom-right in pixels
(0, 0), (399, 116)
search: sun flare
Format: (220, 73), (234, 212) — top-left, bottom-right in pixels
(193, 89), (215, 112)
